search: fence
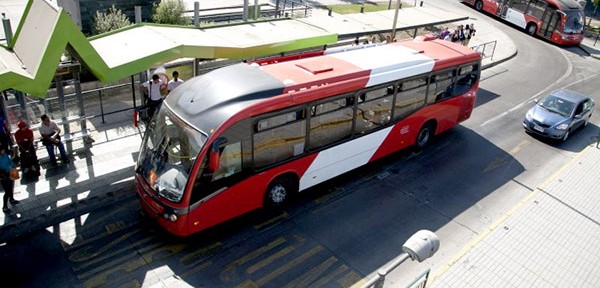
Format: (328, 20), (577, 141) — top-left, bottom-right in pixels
(471, 40), (497, 62)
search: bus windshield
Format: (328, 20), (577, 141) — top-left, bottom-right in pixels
(137, 107), (207, 203)
(563, 10), (584, 33)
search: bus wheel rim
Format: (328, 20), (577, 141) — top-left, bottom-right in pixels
(271, 184), (286, 203)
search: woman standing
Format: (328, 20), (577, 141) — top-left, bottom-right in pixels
(0, 146), (18, 213)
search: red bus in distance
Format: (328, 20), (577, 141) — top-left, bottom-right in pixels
(135, 36), (481, 236)
(462, 0), (585, 45)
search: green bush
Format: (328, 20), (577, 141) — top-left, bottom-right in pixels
(91, 5), (132, 35)
(152, 0), (190, 25)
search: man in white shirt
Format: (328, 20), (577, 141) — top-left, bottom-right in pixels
(167, 71), (184, 93)
(40, 114), (69, 166)
(142, 74), (164, 118)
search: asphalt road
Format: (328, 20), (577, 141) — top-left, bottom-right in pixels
(2, 2), (600, 288)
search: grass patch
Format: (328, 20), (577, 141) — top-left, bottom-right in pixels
(326, 2), (394, 14)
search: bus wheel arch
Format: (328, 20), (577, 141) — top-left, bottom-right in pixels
(474, 0), (484, 11)
(526, 23), (538, 36)
(263, 173), (298, 209)
(415, 120), (437, 149)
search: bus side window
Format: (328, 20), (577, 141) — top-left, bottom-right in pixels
(455, 64), (478, 95)
(431, 70), (455, 102)
(394, 78), (427, 121)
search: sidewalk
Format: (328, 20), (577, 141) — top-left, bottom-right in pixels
(430, 143), (600, 288)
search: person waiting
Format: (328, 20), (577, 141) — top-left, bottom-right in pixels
(15, 121), (40, 177)
(40, 114), (69, 166)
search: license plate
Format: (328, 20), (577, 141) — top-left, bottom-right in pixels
(533, 124), (544, 133)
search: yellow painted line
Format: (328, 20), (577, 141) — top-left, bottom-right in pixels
(246, 245), (295, 274)
(307, 264), (348, 287)
(254, 211), (288, 230)
(314, 187), (343, 204)
(180, 242), (222, 266)
(80, 242), (186, 285)
(179, 260), (212, 279)
(508, 139), (529, 155)
(337, 271), (364, 288)
(223, 237), (286, 270)
(115, 279), (140, 288)
(255, 245), (324, 286)
(234, 280), (259, 288)
(69, 228), (141, 263)
(72, 235), (156, 273)
(63, 221), (140, 252)
(430, 146), (590, 284)
(282, 256), (338, 288)
(221, 237), (287, 282)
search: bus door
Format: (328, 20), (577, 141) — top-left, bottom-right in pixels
(188, 121), (253, 232)
(540, 8), (560, 39)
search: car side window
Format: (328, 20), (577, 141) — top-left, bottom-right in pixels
(575, 102), (584, 115)
(583, 100), (592, 112)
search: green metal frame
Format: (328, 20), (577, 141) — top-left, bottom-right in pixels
(0, 0), (337, 98)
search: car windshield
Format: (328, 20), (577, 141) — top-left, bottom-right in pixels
(539, 95), (575, 117)
(137, 107), (207, 203)
(563, 10), (584, 34)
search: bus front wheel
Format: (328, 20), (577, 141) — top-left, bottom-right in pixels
(264, 177), (294, 209)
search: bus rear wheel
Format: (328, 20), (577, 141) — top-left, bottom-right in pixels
(416, 123), (435, 149)
(264, 177), (295, 209)
(474, 0), (483, 11)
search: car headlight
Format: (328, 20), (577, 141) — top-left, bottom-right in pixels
(555, 123), (569, 130)
(525, 110), (533, 121)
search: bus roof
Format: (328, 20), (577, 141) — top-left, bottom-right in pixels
(165, 37), (480, 136)
(552, 0), (585, 10)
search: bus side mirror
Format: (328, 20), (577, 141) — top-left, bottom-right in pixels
(208, 137), (227, 172)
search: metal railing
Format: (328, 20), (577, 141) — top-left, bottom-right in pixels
(471, 40), (497, 61)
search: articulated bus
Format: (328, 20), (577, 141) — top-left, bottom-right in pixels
(462, 0), (585, 45)
(135, 36), (481, 236)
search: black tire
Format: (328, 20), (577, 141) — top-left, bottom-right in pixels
(526, 23), (537, 36)
(474, 0), (483, 11)
(416, 123), (434, 149)
(264, 177), (295, 209)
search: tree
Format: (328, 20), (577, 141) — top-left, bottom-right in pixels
(593, 0), (600, 14)
(152, 0), (190, 25)
(91, 5), (132, 35)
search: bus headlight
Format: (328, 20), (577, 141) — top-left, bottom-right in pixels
(163, 212), (178, 222)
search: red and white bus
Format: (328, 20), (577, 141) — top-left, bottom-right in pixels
(135, 36), (481, 236)
(462, 0), (585, 45)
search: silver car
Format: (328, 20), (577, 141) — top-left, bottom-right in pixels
(523, 89), (594, 142)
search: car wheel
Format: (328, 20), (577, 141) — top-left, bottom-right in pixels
(264, 177), (295, 209)
(561, 130), (570, 142)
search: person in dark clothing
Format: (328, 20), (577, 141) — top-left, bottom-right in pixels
(15, 121), (40, 177)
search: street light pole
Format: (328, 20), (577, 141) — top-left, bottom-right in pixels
(391, 0), (402, 41)
(361, 230), (440, 288)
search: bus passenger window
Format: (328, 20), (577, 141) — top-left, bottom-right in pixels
(308, 97), (353, 150)
(354, 86), (393, 134)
